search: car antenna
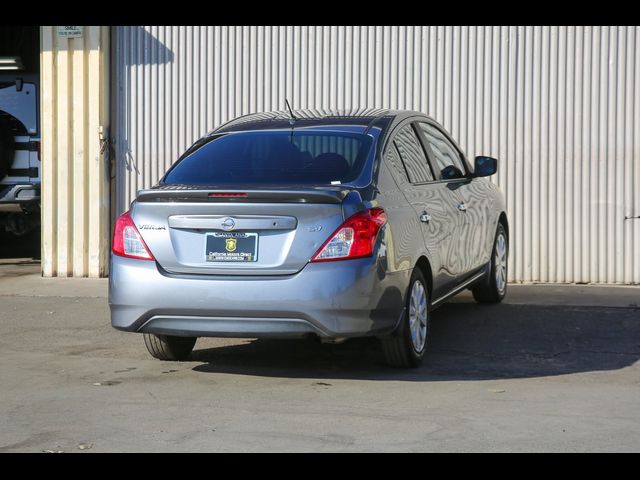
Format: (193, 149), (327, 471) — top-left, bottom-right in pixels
(285, 98), (296, 142)
(285, 99), (297, 125)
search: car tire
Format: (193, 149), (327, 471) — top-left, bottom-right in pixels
(143, 333), (197, 361)
(472, 223), (508, 304)
(0, 116), (15, 181)
(380, 268), (429, 368)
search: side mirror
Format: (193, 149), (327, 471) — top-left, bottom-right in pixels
(440, 165), (464, 180)
(474, 156), (497, 177)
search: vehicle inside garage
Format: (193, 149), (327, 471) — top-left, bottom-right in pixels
(0, 26), (41, 260)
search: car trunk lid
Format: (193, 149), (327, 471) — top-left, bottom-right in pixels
(130, 187), (351, 275)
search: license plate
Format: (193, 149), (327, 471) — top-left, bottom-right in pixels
(205, 232), (258, 262)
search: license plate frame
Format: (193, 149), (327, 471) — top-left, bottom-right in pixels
(205, 232), (258, 262)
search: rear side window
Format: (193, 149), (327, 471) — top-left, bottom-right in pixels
(384, 143), (410, 185)
(393, 125), (434, 183)
(163, 130), (373, 186)
(417, 122), (466, 180)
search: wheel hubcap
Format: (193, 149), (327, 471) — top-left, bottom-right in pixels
(408, 280), (428, 352)
(494, 232), (507, 294)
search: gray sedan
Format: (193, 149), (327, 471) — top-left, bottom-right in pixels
(109, 109), (508, 368)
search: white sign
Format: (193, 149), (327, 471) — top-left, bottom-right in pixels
(57, 26), (83, 38)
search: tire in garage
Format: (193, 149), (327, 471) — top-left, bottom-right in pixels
(0, 115), (15, 180)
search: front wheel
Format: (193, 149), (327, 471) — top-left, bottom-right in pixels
(143, 334), (196, 361)
(380, 268), (429, 368)
(472, 223), (508, 304)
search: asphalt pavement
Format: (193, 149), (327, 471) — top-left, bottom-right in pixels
(0, 251), (639, 452)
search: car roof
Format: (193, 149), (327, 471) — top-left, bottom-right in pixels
(211, 108), (433, 135)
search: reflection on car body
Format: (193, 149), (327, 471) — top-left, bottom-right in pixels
(109, 109), (508, 368)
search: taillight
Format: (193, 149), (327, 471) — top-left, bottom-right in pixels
(208, 192), (249, 198)
(112, 211), (155, 260)
(310, 208), (387, 262)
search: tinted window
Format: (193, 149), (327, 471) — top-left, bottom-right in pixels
(393, 125), (433, 183)
(384, 143), (410, 185)
(163, 130), (373, 185)
(418, 122), (466, 180)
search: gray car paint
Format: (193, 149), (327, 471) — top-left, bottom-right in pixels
(109, 252), (411, 338)
(109, 110), (507, 340)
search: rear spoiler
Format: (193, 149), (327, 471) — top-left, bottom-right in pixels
(135, 188), (350, 204)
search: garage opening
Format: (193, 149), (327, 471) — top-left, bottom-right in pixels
(0, 26), (41, 261)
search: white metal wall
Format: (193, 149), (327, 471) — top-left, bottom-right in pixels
(112, 26), (640, 284)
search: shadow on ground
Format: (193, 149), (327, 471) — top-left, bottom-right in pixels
(191, 303), (640, 381)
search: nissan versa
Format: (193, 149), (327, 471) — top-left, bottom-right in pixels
(109, 109), (508, 368)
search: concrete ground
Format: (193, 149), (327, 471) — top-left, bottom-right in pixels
(0, 250), (639, 452)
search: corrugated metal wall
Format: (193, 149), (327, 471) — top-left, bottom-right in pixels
(112, 26), (640, 284)
(41, 26), (111, 277)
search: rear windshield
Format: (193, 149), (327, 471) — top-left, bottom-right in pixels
(162, 130), (373, 186)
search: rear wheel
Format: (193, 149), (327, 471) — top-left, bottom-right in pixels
(143, 334), (196, 361)
(380, 268), (429, 368)
(472, 223), (508, 304)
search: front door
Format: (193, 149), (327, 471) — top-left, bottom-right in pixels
(416, 121), (489, 278)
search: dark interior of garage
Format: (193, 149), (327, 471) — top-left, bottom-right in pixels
(0, 26), (39, 73)
(0, 26), (40, 261)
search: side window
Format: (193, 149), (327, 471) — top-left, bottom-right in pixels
(418, 122), (466, 180)
(384, 142), (410, 185)
(393, 125), (434, 183)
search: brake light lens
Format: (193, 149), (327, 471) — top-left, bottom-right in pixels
(311, 208), (387, 262)
(208, 192), (249, 198)
(112, 211), (155, 260)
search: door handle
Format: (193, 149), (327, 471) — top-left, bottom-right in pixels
(420, 211), (432, 223)
(457, 203), (467, 212)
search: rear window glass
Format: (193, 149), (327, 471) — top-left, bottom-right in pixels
(163, 130), (373, 186)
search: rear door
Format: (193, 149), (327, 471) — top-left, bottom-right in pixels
(416, 121), (489, 277)
(387, 123), (459, 299)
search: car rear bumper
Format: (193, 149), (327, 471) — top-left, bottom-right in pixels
(0, 183), (40, 204)
(109, 255), (410, 339)
(136, 315), (329, 338)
